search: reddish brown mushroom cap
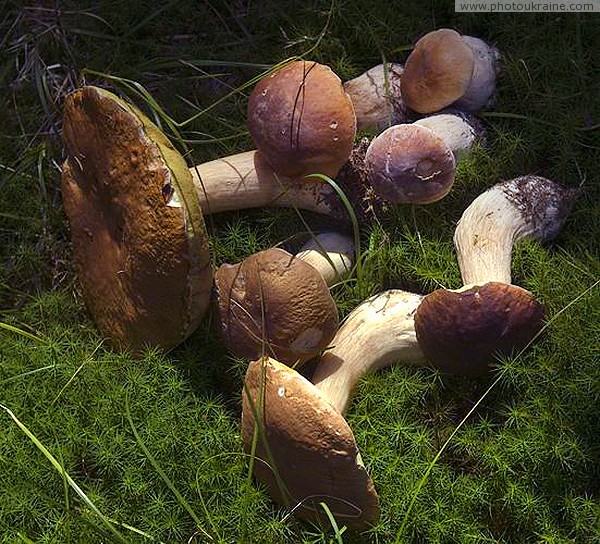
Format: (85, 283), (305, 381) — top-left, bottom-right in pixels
(401, 29), (475, 114)
(214, 248), (339, 365)
(364, 123), (456, 204)
(242, 357), (380, 530)
(414, 282), (544, 375)
(61, 86), (212, 352)
(247, 60), (356, 179)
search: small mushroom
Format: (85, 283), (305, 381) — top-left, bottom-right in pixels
(242, 290), (426, 530)
(401, 28), (500, 114)
(364, 123), (456, 204)
(414, 176), (579, 375)
(342, 62), (407, 131)
(247, 60), (356, 179)
(214, 233), (353, 365)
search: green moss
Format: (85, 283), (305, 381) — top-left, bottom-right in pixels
(1, 1), (598, 542)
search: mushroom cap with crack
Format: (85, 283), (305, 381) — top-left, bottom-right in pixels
(242, 357), (380, 530)
(214, 248), (339, 365)
(364, 123), (456, 204)
(401, 28), (475, 114)
(61, 86), (213, 352)
(414, 282), (545, 375)
(247, 60), (357, 179)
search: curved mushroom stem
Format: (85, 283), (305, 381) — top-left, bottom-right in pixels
(311, 290), (426, 414)
(455, 175), (579, 285)
(296, 232), (354, 285)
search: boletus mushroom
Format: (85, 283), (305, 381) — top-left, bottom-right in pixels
(242, 289), (427, 530)
(214, 233), (353, 366)
(414, 175), (579, 375)
(248, 60), (356, 180)
(401, 28), (500, 114)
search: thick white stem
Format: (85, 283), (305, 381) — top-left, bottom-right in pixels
(455, 35), (500, 111)
(414, 113), (480, 160)
(454, 176), (577, 285)
(183, 150), (339, 216)
(311, 290), (426, 414)
(343, 63), (405, 131)
(454, 187), (523, 285)
(296, 232), (354, 286)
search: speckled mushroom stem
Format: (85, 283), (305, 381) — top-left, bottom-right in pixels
(455, 175), (579, 285)
(311, 289), (426, 414)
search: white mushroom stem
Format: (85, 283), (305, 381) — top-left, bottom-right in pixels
(296, 232), (354, 286)
(311, 290), (426, 414)
(454, 175), (578, 285)
(181, 150), (340, 216)
(414, 113), (482, 160)
(343, 63), (406, 131)
(455, 36), (501, 111)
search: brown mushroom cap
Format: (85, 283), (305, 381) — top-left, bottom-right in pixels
(242, 357), (380, 530)
(247, 60), (356, 179)
(414, 282), (545, 376)
(214, 248), (338, 365)
(364, 123), (456, 204)
(61, 86), (213, 352)
(401, 29), (475, 114)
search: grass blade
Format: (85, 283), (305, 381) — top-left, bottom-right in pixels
(0, 404), (129, 543)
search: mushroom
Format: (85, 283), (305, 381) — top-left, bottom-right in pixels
(414, 175), (579, 375)
(362, 108), (488, 205)
(342, 62), (407, 132)
(61, 86), (214, 352)
(242, 289), (426, 530)
(401, 28), (500, 114)
(364, 123), (456, 204)
(247, 60), (356, 179)
(61, 64), (358, 351)
(214, 233), (353, 366)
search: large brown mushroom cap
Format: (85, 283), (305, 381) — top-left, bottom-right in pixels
(401, 29), (475, 114)
(61, 86), (212, 352)
(242, 357), (380, 530)
(364, 123), (456, 204)
(247, 60), (356, 179)
(214, 248), (339, 365)
(414, 282), (545, 376)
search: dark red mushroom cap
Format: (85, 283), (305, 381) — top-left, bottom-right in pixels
(364, 123), (456, 204)
(414, 282), (545, 375)
(61, 86), (212, 353)
(247, 60), (356, 179)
